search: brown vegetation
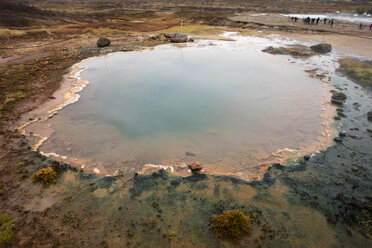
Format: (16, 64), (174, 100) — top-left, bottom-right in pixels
(209, 209), (253, 240)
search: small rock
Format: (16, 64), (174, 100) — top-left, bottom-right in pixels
(188, 162), (202, 173)
(339, 132), (347, 137)
(185, 151), (196, 156)
(331, 99), (344, 106)
(334, 137), (342, 143)
(332, 92), (347, 101)
(351, 167), (359, 172)
(335, 180), (344, 185)
(348, 134), (361, 140)
(367, 111), (372, 121)
(310, 43), (332, 54)
(97, 37), (111, 47)
(338, 112), (347, 118)
(113, 169), (124, 177)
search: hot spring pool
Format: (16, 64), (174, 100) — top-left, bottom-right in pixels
(25, 42), (333, 179)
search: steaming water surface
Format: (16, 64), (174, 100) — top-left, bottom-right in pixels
(27, 43), (330, 178)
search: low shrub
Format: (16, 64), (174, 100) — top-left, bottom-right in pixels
(168, 231), (177, 239)
(209, 209), (252, 240)
(0, 214), (15, 246)
(32, 167), (57, 186)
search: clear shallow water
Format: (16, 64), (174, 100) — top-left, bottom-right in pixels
(27, 43), (328, 178)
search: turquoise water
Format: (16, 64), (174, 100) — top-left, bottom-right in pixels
(28, 44), (328, 178)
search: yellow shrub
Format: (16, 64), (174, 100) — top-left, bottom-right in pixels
(32, 167), (57, 186)
(209, 209), (252, 240)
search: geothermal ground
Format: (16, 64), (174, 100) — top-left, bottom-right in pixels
(0, 1), (372, 247)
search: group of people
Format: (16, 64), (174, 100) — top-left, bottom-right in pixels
(289, 16), (334, 27)
(360, 23), (372, 30)
(290, 16), (372, 30)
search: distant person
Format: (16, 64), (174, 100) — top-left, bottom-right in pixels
(359, 23), (363, 30)
(331, 19), (334, 27)
(291, 17), (294, 22)
(316, 17), (320, 24)
(324, 18), (327, 24)
(311, 18), (315, 24)
(294, 17), (298, 22)
(306, 17), (311, 24)
(370, 24), (372, 30)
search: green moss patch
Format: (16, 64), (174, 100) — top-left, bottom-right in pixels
(338, 58), (372, 87)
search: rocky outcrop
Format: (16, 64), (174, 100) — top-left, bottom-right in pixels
(97, 37), (111, 47)
(310, 43), (332, 54)
(170, 33), (188, 43)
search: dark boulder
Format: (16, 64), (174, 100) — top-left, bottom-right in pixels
(310, 43), (332, 54)
(170, 33), (188, 43)
(332, 92), (347, 101)
(97, 37), (111, 47)
(331, 92), (347, 105)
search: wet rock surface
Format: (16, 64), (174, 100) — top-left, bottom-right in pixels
(331, 91), (347, 105)
(262, 46), (312, 57)
(310, 43), (332, 54)
(274, 75), (372, 245)
(170, 32), (188, 43)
